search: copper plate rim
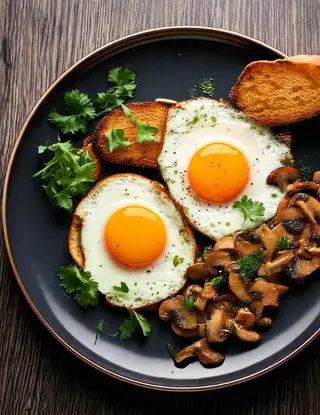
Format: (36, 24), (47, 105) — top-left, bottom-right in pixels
(2, 26), (319, 392)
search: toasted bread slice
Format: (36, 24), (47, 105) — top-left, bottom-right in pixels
(92, 102), (169, 168)
(229, 55), (320, 126)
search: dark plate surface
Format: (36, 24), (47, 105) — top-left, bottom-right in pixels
(3, 27), (320, 391)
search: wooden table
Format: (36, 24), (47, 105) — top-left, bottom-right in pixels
(0, 0), (319, 413)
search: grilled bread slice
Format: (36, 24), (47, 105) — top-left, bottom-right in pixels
(92, 102), (169, 168)
(229, 55), (320, 126)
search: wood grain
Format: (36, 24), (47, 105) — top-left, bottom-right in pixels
(0, 0), (319, 414)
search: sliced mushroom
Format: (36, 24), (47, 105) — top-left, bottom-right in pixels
(202, 280), (217, 300)
(206, 309), (229, 343)
(265, 250), (295, 275)
(185, 285), (208, 312)
(228, 271), (252, 303)
(204, 250), (232, 271)
(214, 236), (235, 251)
(313, 171), (320, 182)
(285, 257), (319, 283)
(283, 218), (306, 234)
(249, 300), (264, 320)
(159, 296), (184, 321)
(197, 323), (207, 338)
(194, 296), (208, 311)
(235, 235), (262, 257)
(267, 166), (300, 192)
(250, 279), (279, 307)
(234, 308), (255, 329)
(173, 306), (198, 330)
(255, 317), (272, 327)
(273, 207), (304, 224)
(233, 323), (261, 343)
(297, 224), (313, 258)
(216, 292), (238, 303)
(287, 181), (320, 196)
(171, 322), (199, 338)
(256, 223), (292, 262)
(295, 195), (320, 224)
(175, 339), (224, 365)
(187, 263), (213, 280)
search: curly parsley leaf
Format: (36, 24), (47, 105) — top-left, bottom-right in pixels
(33, 138), (96, 212)
(276, 235), (293, 251)
(183, 295), (195, 310)
(119, 308), (151, 341)
(106, 128), (130, 153)
(94, 319), (105, 345)
(108, 67), (136, 87)
(233, 195), (265, 222)
(48, 90), (96, 135)
(299, 165), (313, 181)
(121, 104), (157, 144)
(113, 281), (129, 293)
(237, 250), (264, 281)
(59, 264), (99, 307)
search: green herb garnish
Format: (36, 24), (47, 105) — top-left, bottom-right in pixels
(200, 78), (215, 96)
(59, 264), (99, 307)
(299, 165), (313, 181)
(113, 281), (129, 293)
(276, 236), (293, 251)
(94, 319), (105, 345)
(121, 104), (157, 143)
(183, 295), (196, 310)
(118, 308), (151, 341)
(211, 275), (227, 291)
(48, 90), (96, 135)
(95, 67), (137, 116)
(173, 255), (184, 267)
(233, 195), (265, 222)
(106, 128), (130, 153)
(237, 250), (264, 281)
(241, 230), (256, 241)
(33, 139), (96, 212)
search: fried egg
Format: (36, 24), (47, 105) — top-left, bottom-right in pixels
(158, 99), (291, 239)
(72, 174), (196, 309)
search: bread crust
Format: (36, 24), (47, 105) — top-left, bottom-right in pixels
(92, 102), (169, 168)
(229, 55), (320, 126)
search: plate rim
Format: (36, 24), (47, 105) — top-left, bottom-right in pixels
(2, 26), (318, 392)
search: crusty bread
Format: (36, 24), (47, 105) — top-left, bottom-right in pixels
(84, 141), (102, 181)
(92, 102), (169, 168)
(229, 55), (320, 126)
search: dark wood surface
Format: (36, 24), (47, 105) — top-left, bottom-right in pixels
(0, 0), (319, 413)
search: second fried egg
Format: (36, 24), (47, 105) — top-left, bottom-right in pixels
(158, 99), (291, 239)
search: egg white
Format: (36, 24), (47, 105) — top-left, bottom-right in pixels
(158, 99), (291, 239)
(75, 174), (196, 309)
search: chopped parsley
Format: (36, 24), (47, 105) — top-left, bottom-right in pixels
(237, 250), (264, 281)
(241, 230), (256, 241)
(233, 195), (265, 222)
(276, 235), (293, 251)
(183, 295), (195, 310)
(94, 319), (105, 345)
(211, 275), (227, 292)
(200, 78), (215, 96)
(173, 255), (184, 267)
(106, 128), (130, 153)
(113, 281), (129, 293)
(59, 264), (99, 307)
(299, 165), (313, 181)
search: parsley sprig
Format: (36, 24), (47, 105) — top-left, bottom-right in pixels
(121, 104), (157, 143)
(117, 308), (151, 341)
(48, 90), (96, 135)
(59, 264), (99, 307)
(95, 67), (137, 116)
(33, 139), (96, 212)
(211, 275), (227, 292)
(233, 195), (265, 222)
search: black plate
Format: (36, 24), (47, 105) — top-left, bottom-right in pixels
(3, 27), (320, 391)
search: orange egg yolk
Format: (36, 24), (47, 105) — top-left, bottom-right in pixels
(104, 205), (166, 269)
(188, 142), (249, 203)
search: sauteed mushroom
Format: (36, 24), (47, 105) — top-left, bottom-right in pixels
(267, 166), (300, 192)
(175, 339), (224, 365)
